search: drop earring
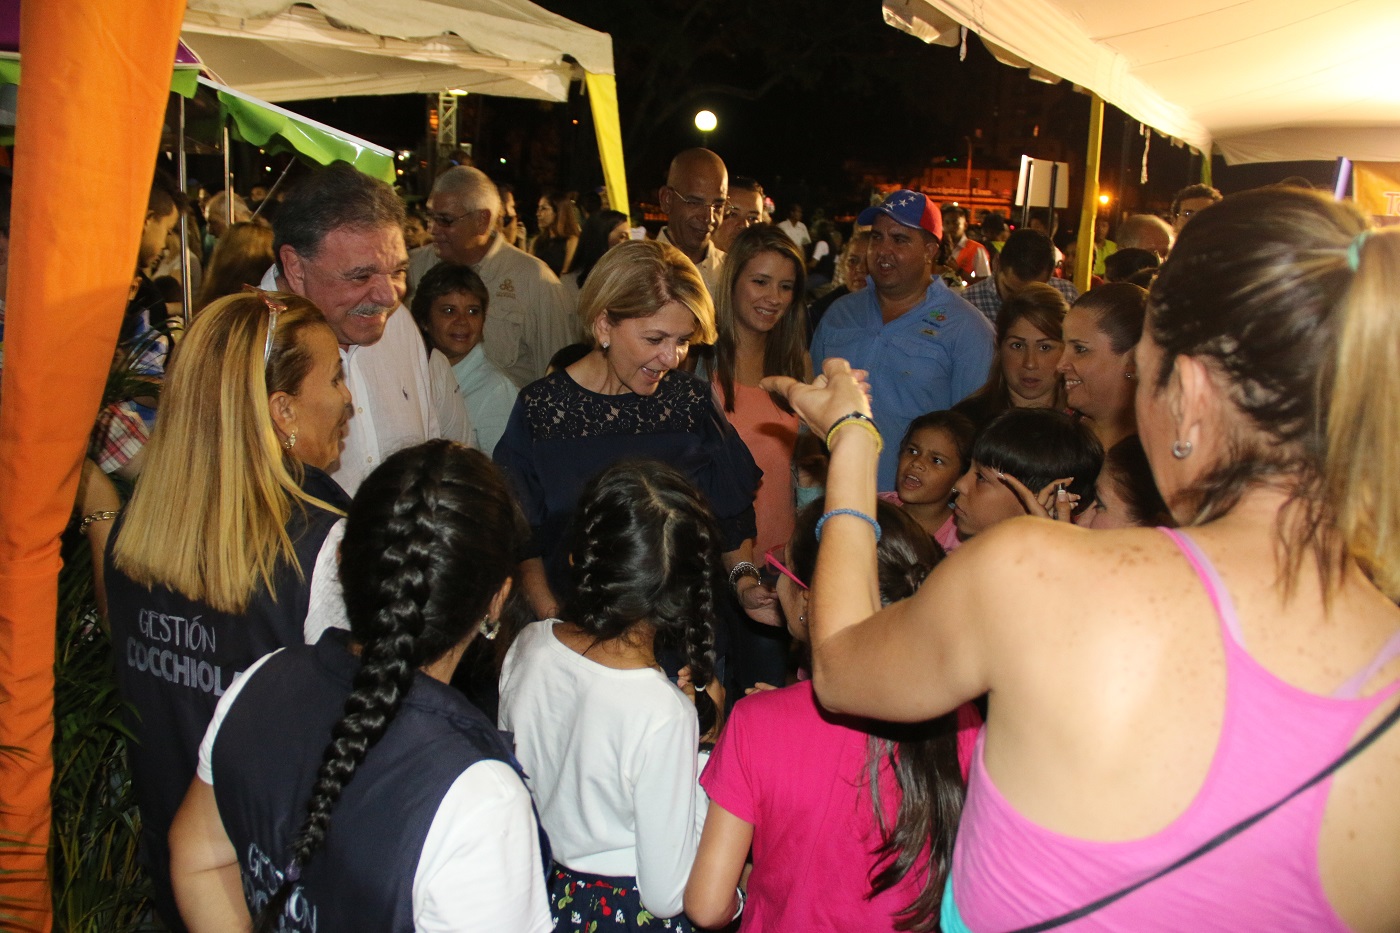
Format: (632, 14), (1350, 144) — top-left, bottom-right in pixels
(480, 615), (500, 640)
(282, 432), (297, 451)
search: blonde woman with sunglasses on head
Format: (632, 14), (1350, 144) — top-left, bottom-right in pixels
(101, 289), (353, 929)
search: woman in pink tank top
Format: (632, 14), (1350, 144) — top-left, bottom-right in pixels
(763, 188), (1400, 932)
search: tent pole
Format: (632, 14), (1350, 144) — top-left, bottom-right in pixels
(177, 93), (192, 324)
(252, 158), (296, 224)
(1074, 92), (1104, 293)
(223, 123), (233, 229)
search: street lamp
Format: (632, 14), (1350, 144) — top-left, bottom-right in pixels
(694, 110), (717, 147)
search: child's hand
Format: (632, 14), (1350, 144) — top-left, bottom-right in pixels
(1001, 473), (1079, 522)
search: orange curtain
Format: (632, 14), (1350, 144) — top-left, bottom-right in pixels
(0, 2), (186, 929)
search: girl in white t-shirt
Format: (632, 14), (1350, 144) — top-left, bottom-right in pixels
(499, 459), (724, 932)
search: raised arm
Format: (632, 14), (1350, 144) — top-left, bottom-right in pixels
(761, 359), (993, 721)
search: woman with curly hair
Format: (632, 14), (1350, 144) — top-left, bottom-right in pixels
(168, 441), (552, 932)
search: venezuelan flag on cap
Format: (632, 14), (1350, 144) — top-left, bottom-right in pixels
(857, 189), (943, 240)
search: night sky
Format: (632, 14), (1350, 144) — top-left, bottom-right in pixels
(265, 0), (1339, 230)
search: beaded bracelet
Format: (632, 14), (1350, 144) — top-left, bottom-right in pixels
(825, 412), (883, 454)
(814, 508), (882, 542)
(727, 561), (761, 587)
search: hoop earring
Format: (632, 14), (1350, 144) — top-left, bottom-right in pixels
(480, 616), (500, 640)
(1172, 439), (1192, 459)
(282, 432), (297, 451)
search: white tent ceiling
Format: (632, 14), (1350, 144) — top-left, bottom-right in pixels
(882, 0), (1400, 164)
(182, 0), (615, 103)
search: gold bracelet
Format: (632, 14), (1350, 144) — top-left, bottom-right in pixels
(79, 510), (120, 535)
(826, 416), (883, 454)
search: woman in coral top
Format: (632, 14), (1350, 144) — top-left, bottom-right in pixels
(697, 224), (810, 689)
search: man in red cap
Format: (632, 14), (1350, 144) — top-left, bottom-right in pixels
(811, 189), (994, 490)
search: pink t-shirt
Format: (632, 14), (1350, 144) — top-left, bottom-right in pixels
(879, 492), (962, 553)
(701, 682), (981, 932)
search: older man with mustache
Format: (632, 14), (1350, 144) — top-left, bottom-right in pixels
(264, 163), (472, 495)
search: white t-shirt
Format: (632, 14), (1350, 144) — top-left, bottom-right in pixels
(497, 620), (705, 919)
(199, 651), (551, 933)
(777, 219), (811, 249)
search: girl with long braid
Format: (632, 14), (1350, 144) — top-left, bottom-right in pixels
(168, 441), (552, 932)
(498, 459), (724, 932)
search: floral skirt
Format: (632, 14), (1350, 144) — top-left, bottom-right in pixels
(549, 864), (693, 932)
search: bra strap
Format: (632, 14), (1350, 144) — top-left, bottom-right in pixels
(1157, 527), (1246, 647)
(1333, 628), (1400, 699)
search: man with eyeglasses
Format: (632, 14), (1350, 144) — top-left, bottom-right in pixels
(408, 166), (575, 387)
(712, 175), (766, 253)
(263, 163), (472, 496)
(1171, 183), (1222, 235)
(656, 148), (729, 296)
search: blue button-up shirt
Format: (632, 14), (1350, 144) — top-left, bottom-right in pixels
(812, 277), (995, 489)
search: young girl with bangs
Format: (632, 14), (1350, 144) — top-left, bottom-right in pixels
(885, 410), (976, 552)
(685, 499), (979, 932)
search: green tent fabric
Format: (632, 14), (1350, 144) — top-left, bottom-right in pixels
(212, 82), (395, 183)
(0, 55), (199, 97)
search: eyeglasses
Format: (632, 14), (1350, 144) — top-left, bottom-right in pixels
(666, 186), (727, 217)
(428, 210), (473, 228)
(764, 546), (808, 591)
(244, 286), (287, 369)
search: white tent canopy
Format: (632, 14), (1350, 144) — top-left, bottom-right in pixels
(182, 0), (614, 103)
(882, 0), (1400, 164)
(180, 0), (630, 209)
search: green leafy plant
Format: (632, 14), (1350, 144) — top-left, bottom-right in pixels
(49, 331), (168, 931)
(50, 524), (155, 932)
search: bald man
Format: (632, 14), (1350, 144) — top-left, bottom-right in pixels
(657, 148), (728, 295)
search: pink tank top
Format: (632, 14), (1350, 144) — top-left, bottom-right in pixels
(947, 527), (1400, 931)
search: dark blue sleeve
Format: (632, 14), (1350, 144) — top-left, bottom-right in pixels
(693, 382), (760, 551)
(492, 393), (547, 560)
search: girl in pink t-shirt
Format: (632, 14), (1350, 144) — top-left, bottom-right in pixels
(884, 410), (977, 554)
(685, 500), (980, 931)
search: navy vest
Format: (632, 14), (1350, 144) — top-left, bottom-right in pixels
(104, 467), (350, 930)
(211, 630), (547, 932)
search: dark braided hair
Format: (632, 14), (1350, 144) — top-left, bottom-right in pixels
(790, 499), (964, 932)
(254, 440), (524, 931)
(563, 459), (724, 736)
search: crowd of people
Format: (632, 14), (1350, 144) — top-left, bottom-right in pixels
(71, 147), (1400, 933)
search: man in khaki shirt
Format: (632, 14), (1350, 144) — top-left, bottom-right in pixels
(655, 148), (727, 297)
(410, 167), (576, 386)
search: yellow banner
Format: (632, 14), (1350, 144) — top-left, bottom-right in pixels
(1352, 161), (1400, 227)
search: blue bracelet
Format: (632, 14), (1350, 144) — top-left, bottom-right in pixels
(814, 508), (882, 542)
